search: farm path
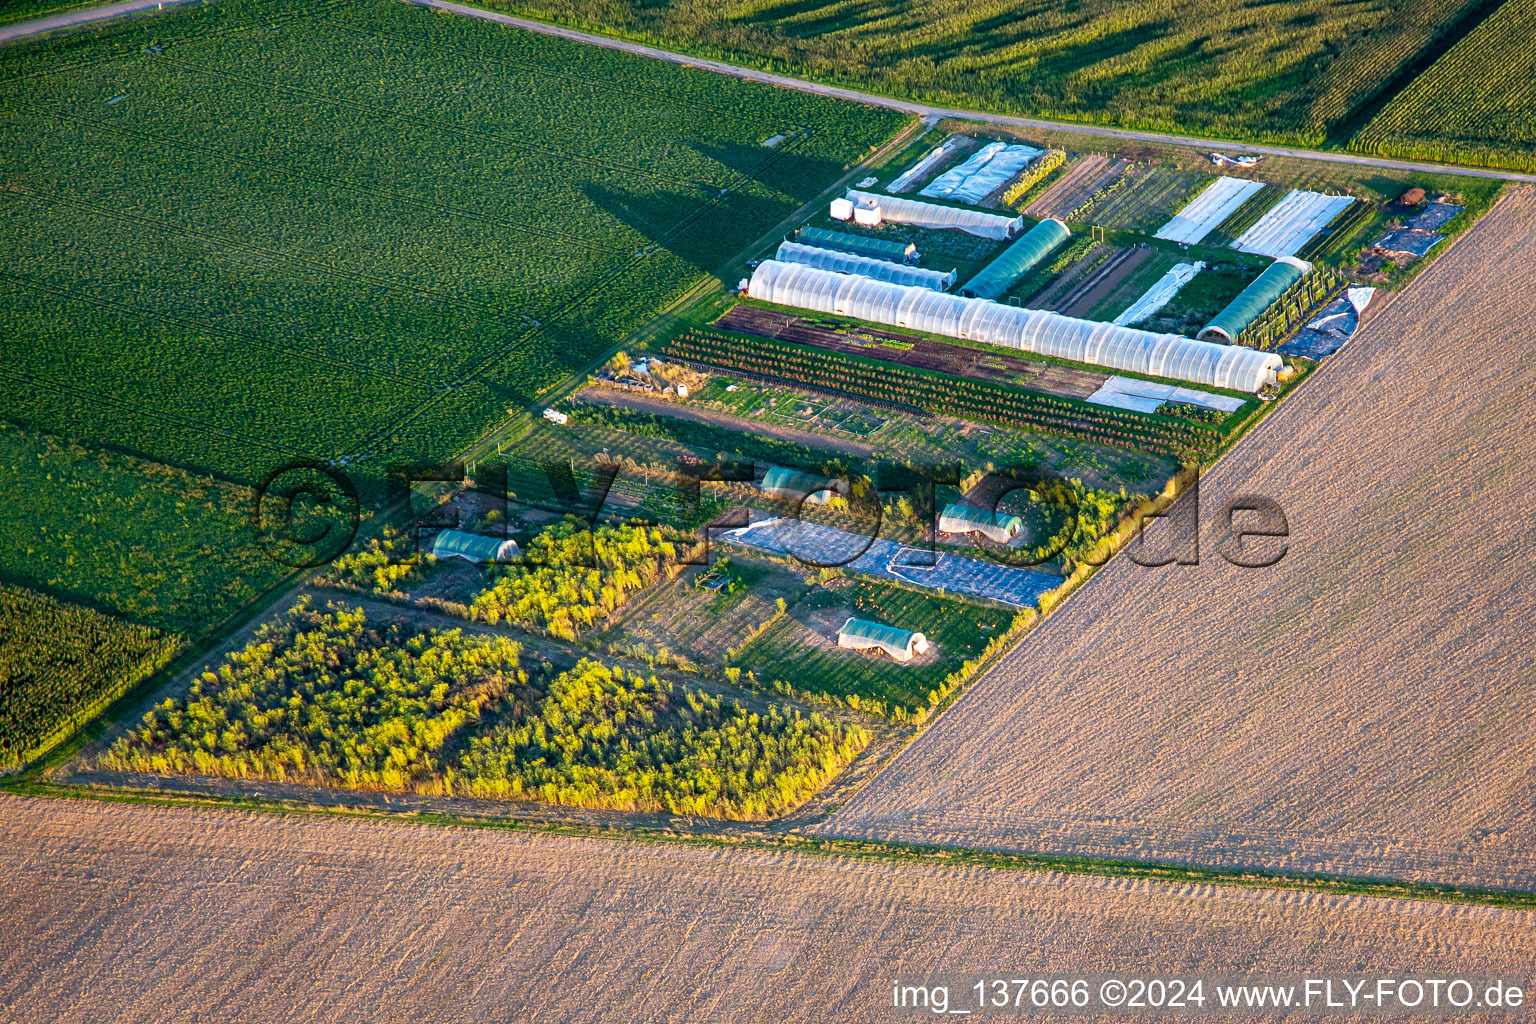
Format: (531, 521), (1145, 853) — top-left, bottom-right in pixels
(575, 385), (878, 458)
(404, 0), (1536, 184)
(4, 793), (1536, 1024)
(0, 0), (201, 41)
(819, 186), (1536, 891)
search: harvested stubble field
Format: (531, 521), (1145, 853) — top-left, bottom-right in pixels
(3, 796), (1536, 1024)
(823, 186), (1536, 890)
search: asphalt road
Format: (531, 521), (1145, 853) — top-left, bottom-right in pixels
(404, 0), (1536, 185)
(0, 0), (203, 42)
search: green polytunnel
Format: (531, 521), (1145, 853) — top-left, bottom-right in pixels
(796, 225), (915, 263)
(938, 503), (1024, 543)
(837, 617), (929, 662)
(760, 465), (848, 505)
(958, 218), (1071, 299)
(1198, 256), (1311, 344)
(431, 529), (520, 564)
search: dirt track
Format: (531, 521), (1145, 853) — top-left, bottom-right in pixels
(4, 795), (1535, 1023)
(821, 186), (1536, 890)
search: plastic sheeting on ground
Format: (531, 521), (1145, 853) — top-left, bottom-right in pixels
(919, 142), (1042, 205)
(1405, 202), (1462, 232)
(775, 241), (956, 291)
(1088, 376), (1247, 414)
(1113, 261), (1204, 326)
(724, 515), (1057, 609)
(747, 260), (1284, 392)
(845, 190), (1023, 241)
(1154, 177), (1264, 244)
(1279, 287), (1374, 359)
(1233, 190), (1355, 258)
(888, 138), (962, 193)
(1374, 230), (1445, 258)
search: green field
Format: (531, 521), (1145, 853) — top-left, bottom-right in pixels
(0, 423), (287, 634)
(0, 0), (904, 489)
(733, 579), (1021, 718)
(496, 0), (1495, 147)
(1353, 0), (1536, 171)
(0, 584), (178, 770)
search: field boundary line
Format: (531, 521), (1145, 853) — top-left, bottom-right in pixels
(9, 776), (1536, 911)
(404, 0), (1536, 184)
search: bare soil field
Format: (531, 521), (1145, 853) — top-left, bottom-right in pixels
(821, 187), (1536, 890)
(3, 795), (1535, 1023)
(1056, 247), (1155, 319)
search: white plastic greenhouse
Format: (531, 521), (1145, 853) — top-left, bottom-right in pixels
(844, 190), (1023, 241)
(1232, 190), (1355, 258)
(919, 142), (1042, 205)
(1154, 176), (1264, 244)
(775, 241), (956, 291)
(747, 261), (1283, 393)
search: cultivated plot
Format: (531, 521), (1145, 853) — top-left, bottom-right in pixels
(822, 188), (1536, 889)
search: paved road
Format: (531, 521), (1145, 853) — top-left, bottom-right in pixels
(0, 0), (203, 42)
(404, 0), (1536, 185)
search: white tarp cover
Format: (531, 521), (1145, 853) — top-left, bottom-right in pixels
(888, 138), (962, 193)
(1233, 189), (1355, 258)
(1087, 390), (1164, 414)
(919, 142), (1042, 204)
(1090, 375), (1247, 414)
(775, 241), (956, 291)
(845, 190), (1023, 241)
(1113, 261), (1204, 326)
(1154, 176), (1264, 244)
(748, 261), (1282, 393)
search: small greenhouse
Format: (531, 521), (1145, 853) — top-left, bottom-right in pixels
(958, 218), (1070, 299)
(797, 225), (915, 263)
(1199, 256), (1310, 344)
(761, 465), (847, 505)
(938, 503), (1025, 543)
(431, 529), (520, 564)
(845, 190), (1023, 241)
(747, 261), (1283, 392)
(775, 241), (955, 291)
(838, 617), (929, 662)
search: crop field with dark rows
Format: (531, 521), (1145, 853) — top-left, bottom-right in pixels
(498, 0), (1497, 147)
(1353, 0), (1536, 171)
(0, 0), (904, 488)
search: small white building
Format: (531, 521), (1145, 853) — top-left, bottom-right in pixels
(838, 617), (929, 662)
(829, 197), (855, 221)
(542, 408), (568, 425)
(852, 198), (883, 227)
